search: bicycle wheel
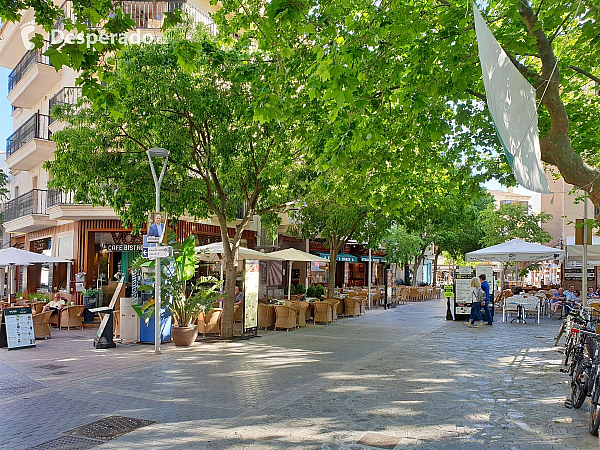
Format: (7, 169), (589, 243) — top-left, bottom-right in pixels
(564, 333), (574, 366)
(556, 320), (566, 347)
(571, 357), (588, 409)
(589, 381), (600, 436)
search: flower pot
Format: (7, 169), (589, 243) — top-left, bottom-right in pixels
(172, 325), (198, 346)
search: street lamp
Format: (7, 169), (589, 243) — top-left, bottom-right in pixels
(147, 147), (169, 355)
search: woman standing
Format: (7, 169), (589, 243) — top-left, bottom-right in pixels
(468, 277), (484, 328)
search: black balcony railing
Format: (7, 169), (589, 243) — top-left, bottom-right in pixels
(8, 41), (52, 93)
(47, 190), (76, 208)
(54, 1), (216, 36)
(49, 87), (82, 124)
(4, 190), (48, 222)
(6, 113), (51, 158)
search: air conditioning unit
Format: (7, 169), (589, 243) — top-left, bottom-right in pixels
(257, 227), (278, 249)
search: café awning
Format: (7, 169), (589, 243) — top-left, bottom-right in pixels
(360, 255), (386, 263)
(466, 239), (565, 262)
(313, 252), (358, 262)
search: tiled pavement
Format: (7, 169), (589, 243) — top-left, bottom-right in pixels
(1, 299), (597, 449)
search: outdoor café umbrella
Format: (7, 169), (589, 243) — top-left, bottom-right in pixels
(0, 247), (70, 296)
(266, 248), (328, 301)
(195, 242), (282, 280)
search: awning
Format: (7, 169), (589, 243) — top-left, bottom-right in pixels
(360, 255), (386, 263)
(313, 252), (358, 262)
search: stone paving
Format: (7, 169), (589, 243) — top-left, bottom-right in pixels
(1, 299), (597, 449)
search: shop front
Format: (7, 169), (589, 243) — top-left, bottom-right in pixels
(312, 251), (359, 288)
(360, 255), (386, 286)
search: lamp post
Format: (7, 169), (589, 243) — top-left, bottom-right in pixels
(147, 147), (169, 355)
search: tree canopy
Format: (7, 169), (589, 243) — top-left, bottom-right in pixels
(480, 203), (553, 246)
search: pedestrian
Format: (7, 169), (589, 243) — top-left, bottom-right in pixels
(479, 274), (493, 325)
(468, 277), (484, 328)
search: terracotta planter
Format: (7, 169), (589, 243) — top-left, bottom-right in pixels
(172, 325), (198, 346)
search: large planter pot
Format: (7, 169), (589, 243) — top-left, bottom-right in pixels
(172, 325), (198, 346)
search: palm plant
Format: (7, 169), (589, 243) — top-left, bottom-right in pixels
(137, 233), (221, 327)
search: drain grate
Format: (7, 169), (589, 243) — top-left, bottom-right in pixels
(64, 416), (155, 441)
(38, 364), (67, 371)
(27, 435), (101, 450)
(357, 432), (400, 449)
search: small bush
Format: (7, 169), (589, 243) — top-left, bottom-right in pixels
(306, 285), (317, 298)
(315, 284), (326, 299)
(295, 283), (305, 295)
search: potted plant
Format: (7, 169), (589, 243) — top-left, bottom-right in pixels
(138, 234), (221, 346)
(315, 284), (326, 300)
(81, 288), (100, 308)
(306, 285), (317, 299)
(295, 283), (306, 297)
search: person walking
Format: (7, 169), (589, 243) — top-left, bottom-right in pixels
(468, 277), (484, 328)
(479, 274), (493, 325)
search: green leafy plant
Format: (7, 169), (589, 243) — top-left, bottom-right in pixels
(314, 284), (326, 299)
(31, 292), (50, 302)
(295, 283), (305, 295)
(139, 234), (222, 327)
(306, 285), (317, 298)
(81, 288), (100, 297)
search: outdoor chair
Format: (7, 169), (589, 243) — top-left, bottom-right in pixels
(344, 297), (361, 317)
(295, 301), (312, 322)
(502, 297), (520, 322)
(323, 299), (340, 320)
(233, 304), (243, 323)
(33, 310), (52, 339)
(313, 301), (333, 324)
(48, 308), (62, 327)
(198, 308), (222, 336)
(258, 304), (275, 329)
(59, 305), (85, 330)
(29, 302), (45, 314)
(289, 302), (308, 327)
(522, 297), (540, 323)
(274, 305), (297, 330)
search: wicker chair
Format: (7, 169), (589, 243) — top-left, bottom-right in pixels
(33, 311), (52, 339)
(274, 305), (297, 330)
(59, 305), (85, 330)
(295, 301), (312, 322)
(344, 297), (361, 317)
(323, 299), (340, 320)
(313, 302), (333, 324)
(233, 304), (243, 323)
(198, 308), (222, 336)
(289, 303), (308, 327)
(258, 304), (275, 329)
(29, 302), (45, 314)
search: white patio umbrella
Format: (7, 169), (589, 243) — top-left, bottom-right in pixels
(0, 248), (70, 297)
(267, 248), (328, 301)
(466, 239), (564, 262)
(195, 242), (282, 280)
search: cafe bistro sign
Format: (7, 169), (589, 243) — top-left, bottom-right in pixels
(105, 244), (143, 252)
(104, 232), (143, 252)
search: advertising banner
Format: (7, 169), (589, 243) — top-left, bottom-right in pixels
(244, 259), (259, 332)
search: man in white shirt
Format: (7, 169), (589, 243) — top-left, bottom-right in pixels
(43, 293), (65, 316)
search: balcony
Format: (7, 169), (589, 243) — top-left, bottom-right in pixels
(6, 113), (56, 171)
(56, 1), (216, 34)
(7, 41), (62, 109)
(47, 190), (120, 221)
(49, 86), (82, 132)
(0, 9), (41, 69)
(3, 189), (54, 233)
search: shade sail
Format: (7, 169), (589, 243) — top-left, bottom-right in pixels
(195, 242), (282, 261)
(466, 239), (564, 262)
(313, 252), (357, 262)
(473, 4), (550, 194)
(0, 247), (70, 267)
(267, 248), (328, 263)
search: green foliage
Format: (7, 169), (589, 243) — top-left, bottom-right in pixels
(284, 284), (296, 296)
(306, 285), (317, 298)
(380, 226), (422, 266)
(30, 292), (50, 302)
(295, 283), (305, 295)
(81, 288), (100, 297)
(314, 284), (326, 299)
(480, 203), (553, 246)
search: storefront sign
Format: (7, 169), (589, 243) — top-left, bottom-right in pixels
(244, 259), (259, 332)
(4, 307), (35, 350)
(105, 244), (143, 252)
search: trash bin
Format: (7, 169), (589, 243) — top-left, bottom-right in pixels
(139, 308), (172, 343)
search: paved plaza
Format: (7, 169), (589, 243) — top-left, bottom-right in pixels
(1, 299), (597, 449)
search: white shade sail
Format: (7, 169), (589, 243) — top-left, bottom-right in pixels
(566, 245), (600, 261)
(195, 242), (282, 261)
(466, 239), (564, 262)
(267, 248), (328, 263)
(0, 247), (70, 267)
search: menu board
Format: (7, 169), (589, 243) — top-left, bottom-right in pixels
(244, 259), (259, 332)
(4, 307), (35, 350)
(455, 266), (474, 304)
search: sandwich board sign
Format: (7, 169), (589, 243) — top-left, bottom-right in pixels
(3, 307), (36, 350)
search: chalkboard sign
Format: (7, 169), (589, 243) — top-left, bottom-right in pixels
(4, 307), (35, 350)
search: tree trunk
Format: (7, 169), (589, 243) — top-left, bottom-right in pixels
(327, 246), (338, 298)
(411, 250), (425, 286)
(432, 247), (441, 287)
(516, 2), (600, 211)
(221, 259), (236, 339)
